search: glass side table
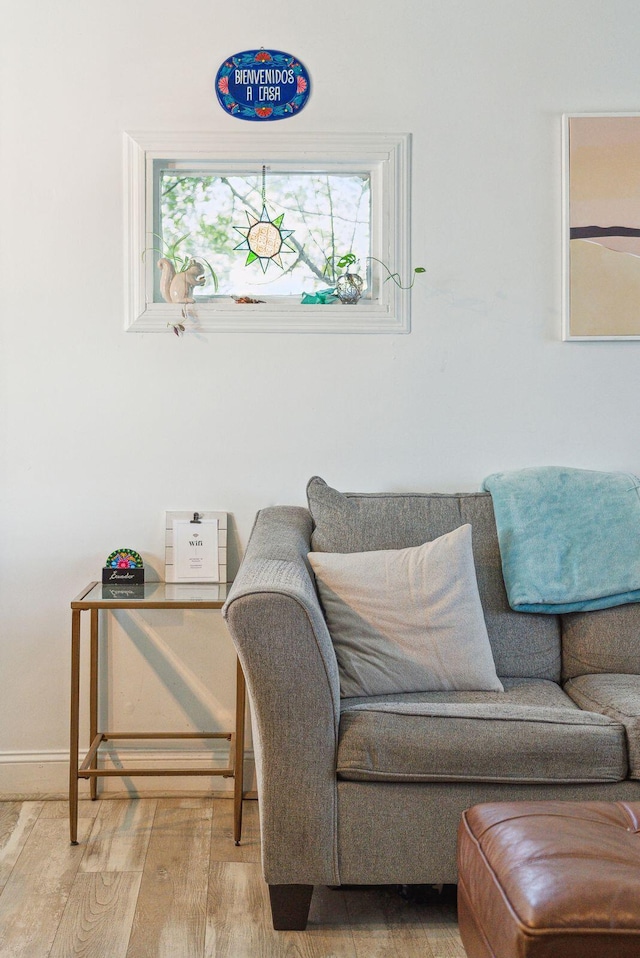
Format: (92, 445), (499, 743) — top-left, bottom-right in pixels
(69, 581), (245, 846)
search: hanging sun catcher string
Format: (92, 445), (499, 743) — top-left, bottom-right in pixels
(233, 165), (296, 273)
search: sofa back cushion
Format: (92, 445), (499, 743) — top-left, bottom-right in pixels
(307, 477), (561, 681)
(562, 604), (640, 679)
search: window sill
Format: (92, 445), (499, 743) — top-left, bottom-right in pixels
(126, 298), (409, 334)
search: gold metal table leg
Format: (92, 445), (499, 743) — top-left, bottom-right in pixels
(68, 586), (243, 847)
(69, 609), (81, 845)
(89, 609), (99, 800)
(234, 659), (246, 846)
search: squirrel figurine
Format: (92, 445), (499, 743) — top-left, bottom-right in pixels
(157, 258), (206, 304)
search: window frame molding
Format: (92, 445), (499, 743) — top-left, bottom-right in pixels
(124, 130), (412, 334)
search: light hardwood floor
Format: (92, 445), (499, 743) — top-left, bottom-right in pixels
(0, 798), (465, 957)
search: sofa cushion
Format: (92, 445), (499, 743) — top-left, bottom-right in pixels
(337, 679), (627, 784)
(340, 675), (579, 711)
(565, 673), (640, 780)
(308, 525), (503, 697)
(306, 477), (562, 681)
(563, 604), (640, 679)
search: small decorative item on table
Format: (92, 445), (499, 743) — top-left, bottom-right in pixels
(102, 549), (145, 585)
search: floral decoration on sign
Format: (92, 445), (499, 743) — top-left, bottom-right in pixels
(105, 549), (144, 569)
(215, 49), (311, 121)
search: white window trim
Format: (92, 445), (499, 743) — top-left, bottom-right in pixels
(124, 131), (412, 334)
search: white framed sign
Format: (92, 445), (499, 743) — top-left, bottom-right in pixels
(165, 511), (227, 583)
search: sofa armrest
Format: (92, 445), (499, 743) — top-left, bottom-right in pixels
(223, 506), (341, 885)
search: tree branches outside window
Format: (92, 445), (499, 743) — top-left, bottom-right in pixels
(158, 172), (371, 299)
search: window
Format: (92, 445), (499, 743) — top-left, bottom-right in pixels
(125, 131), (411, 333)
(157, 170), (370, 299)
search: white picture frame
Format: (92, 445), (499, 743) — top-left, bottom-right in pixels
(165, 511), (227, 583)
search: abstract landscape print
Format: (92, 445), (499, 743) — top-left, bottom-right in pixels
(564, 114), (640, 339)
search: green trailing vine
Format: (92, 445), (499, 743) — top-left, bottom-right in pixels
(333, 252), (425, 289)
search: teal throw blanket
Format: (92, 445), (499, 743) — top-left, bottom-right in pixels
(482, 466), (640, 613)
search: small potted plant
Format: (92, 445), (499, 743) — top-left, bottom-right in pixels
(332, 252), (425, 304)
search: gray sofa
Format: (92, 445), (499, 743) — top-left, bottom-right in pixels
(222, 478), (640, 930)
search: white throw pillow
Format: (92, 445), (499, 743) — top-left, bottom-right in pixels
(308, 524), (503, 698)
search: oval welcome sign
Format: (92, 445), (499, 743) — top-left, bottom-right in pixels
(215, 49), (311, 121)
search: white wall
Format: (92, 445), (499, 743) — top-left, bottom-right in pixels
(2, 0), (640, 796)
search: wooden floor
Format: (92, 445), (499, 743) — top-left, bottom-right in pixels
(0, 798), (465, 957)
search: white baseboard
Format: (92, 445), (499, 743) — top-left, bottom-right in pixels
(0, 746), (255, 801)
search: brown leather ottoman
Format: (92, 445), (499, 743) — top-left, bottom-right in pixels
(457, 801), (640, 958)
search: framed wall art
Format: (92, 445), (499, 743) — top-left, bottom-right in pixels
(563, 113), (640, 340)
